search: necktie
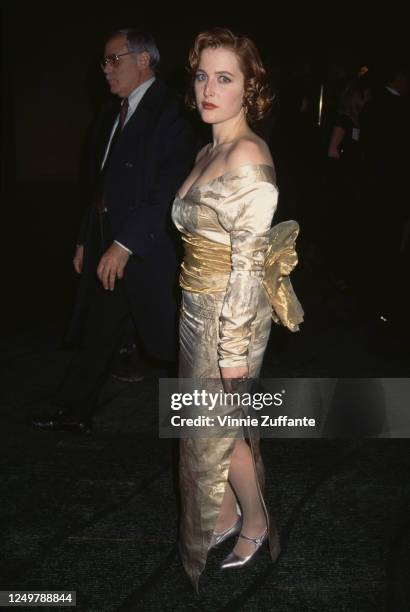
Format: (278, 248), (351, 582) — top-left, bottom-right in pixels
(118, 97), (129, 129)
(95, 98), (129, 213)
(107, 97), (129, 153)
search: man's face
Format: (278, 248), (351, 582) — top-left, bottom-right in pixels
(102, 34), (148, 98)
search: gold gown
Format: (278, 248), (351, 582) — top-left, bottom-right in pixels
(172, 163), (291, 589)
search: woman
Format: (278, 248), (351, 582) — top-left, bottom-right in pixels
(327, 76), (371, 286)
(172, 28), (302, 589)
(328, 76), (371, 164)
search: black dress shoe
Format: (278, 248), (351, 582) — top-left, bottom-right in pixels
(111, 343), (144, 382)
(32, 413), (92, 434)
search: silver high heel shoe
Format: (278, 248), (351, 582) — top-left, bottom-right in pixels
(208, 516), (242, 551)
(220, 528), (268, 569)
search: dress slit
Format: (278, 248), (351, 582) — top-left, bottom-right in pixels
(178, 290), (276, 587)
(173, 167), (283, 588)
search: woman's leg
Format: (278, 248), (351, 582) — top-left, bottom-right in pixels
(227, 439), (267, 556)
(212, 439), (267, 555)
(212, 481), (238, 534)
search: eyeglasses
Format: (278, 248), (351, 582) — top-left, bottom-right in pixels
(100, 52), (134, 68)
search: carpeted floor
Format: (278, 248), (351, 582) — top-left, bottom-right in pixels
(1, 268), (410, 611)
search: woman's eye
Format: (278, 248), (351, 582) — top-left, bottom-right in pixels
(195, 73), (206, 82)
(218, 75), (231, 83)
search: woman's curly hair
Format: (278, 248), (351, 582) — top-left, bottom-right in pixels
(186, 27), (272, 124)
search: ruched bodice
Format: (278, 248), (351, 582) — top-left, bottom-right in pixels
(172, 163), (277, 246)
(172, 164), (278, 368)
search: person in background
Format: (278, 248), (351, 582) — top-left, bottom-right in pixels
(326, 76), (371, 287)
(328, 76), (371, 167)
(32, 29), (197, 432)
(360, 57), (409, 328)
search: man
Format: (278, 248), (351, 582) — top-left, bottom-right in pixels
(33, 29), (197, 432)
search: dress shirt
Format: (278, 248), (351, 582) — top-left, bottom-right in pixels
(101, 77), (156, 255)
(101, 77), (156, 169)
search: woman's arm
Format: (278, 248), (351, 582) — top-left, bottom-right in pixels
(328, 126), (345, 159)
(218, 180), (278, 380)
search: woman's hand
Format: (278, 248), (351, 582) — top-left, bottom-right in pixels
(220, 365), (249, 393)
(221, 365), (249, 380)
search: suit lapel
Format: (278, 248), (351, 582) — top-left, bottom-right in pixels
(96, 102), (120, 170)
(97, 80), (168, 169)
(118, 79), (168, 140)
(100, 80), (169, 196)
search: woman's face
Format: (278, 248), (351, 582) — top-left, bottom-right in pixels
(194, 46), (245, 125)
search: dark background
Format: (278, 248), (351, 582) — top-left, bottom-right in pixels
(4, 3), (408, 179)
(2, 5), (410, 610)
(1, 2), (408, 334)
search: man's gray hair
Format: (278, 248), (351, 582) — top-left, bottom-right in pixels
(111, 29), (160, 70)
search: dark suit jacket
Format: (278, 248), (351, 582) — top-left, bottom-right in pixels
(69, 78), (198, 360)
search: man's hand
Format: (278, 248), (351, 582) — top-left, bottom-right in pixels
(73, 245), (84, 274)
(97, 243), (130, 290)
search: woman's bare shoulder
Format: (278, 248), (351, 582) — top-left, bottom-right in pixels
(226, 135), (274, 170)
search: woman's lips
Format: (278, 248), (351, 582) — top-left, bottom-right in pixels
(202, 102), (217, 109)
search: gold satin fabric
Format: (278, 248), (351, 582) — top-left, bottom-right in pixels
(171, 163), (301, 589)
(180, 233), (231, 293)
(178, 290), (277, 590)
(180, 224), (304, 331)
(263, 220), (304, 331)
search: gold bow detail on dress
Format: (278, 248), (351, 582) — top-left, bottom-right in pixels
(262, 220), (304, 331)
